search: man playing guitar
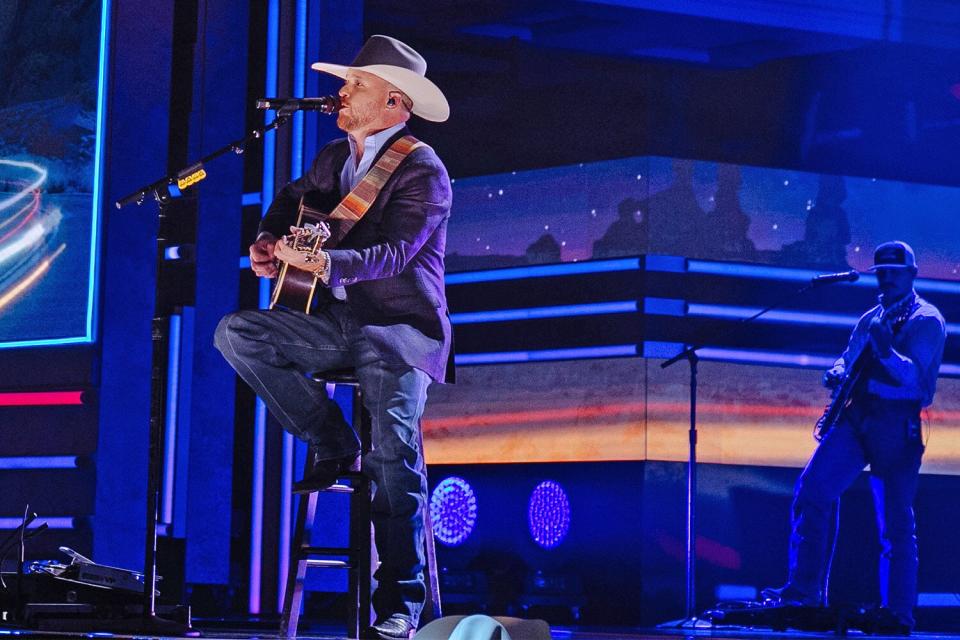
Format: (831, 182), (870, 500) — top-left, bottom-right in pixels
(763, 241), (947, 635)
(215, 36), (453, 639)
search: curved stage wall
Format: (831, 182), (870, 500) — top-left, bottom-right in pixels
(426, 256), (960, 471)
(422, 255), (959, 626)
(444, 155), (960, 280)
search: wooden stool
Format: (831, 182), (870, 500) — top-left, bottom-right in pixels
(280, 368), (442, 638)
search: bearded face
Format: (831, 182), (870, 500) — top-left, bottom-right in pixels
(336, 99), (378, 131)
(337, 70), (391, 134)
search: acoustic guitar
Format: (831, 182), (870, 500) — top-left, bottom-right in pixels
(269, 192), (335, 314)
(267, 135), (425, 314)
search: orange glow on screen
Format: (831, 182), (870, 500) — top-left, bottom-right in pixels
(424, 358), (960, 472)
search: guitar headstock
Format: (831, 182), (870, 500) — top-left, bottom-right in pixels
(882, 293), (919, 331)
(286, 220), (331, 254)
(302, 221), (331, 243)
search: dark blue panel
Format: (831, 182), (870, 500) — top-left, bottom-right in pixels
(182, 0), (249, 585)
(0, 406), (98, 456)
(0, 468), (95, 516)
(307, 2), (362, 158)
(95, 0), (175, 571)
(426, 460), (960, 627)
(0, 347), (97, 388)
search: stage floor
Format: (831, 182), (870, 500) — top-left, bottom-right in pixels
(205, 628), (960, 640)
(3, 625), (960, 639)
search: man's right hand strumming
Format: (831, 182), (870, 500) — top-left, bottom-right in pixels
(822, 364), (845, 389)
(250, 232), (279, 278)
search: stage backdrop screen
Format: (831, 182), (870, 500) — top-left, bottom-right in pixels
(434, 158), (960, 470)
(0, 0), (106, 348)
(445, 156), (960, 280)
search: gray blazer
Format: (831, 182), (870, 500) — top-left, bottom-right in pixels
(260, 128), (455, 383)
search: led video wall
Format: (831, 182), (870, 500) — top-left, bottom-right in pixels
(424, 357), (960, 472)
(446, 156), (960, 280)
(0, 0), (107, 348)
(434, 157), (960, 470)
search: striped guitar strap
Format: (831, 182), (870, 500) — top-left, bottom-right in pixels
(326, 134), (425, 245)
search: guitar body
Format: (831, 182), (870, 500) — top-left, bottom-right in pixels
(272, 260), (323, 313)
(814, 355), (867, 439)
(814, 295), (920, 440)
(270, 191), (339, 314)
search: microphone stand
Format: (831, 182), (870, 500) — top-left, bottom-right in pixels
(0, 509), (35, 615)
(0, 509), (48, 625)
(115, 107), (302, 635)
(657, 274), (845, 628)
(116, 106), (304, 208)
(0, 511), (36, 566)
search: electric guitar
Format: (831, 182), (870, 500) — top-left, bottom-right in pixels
(269, 192), (336, 314)
(813, 294), (919, 440)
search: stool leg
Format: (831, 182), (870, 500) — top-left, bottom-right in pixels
(349, 386), (374, 638)
(349, 467), (373, 638)
(419, 429), (442, 624)
(281, 482), (319, 637)
(366, 515), (378, 626)
(423, 500), (442, 622)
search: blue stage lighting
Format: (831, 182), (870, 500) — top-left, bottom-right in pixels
(430, 477), (478, 546)
(528, 481), (571, 548)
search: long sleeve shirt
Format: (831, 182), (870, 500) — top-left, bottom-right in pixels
(836, 291), (946, 407)
(313, 123), (409, 291)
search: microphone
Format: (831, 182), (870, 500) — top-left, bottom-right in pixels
(256, 96), (341, 114)
(811, 269), (860, 285)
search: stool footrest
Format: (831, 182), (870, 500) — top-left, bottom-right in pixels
(298, 545), (357, 556)
(305, 558), (355, 569)
(324, 483), (356, 494)
(308, 370), (360, 385)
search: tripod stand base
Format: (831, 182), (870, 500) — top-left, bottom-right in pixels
(85, 613), (200, 637)
(18, 603), (198, 636)
(704, 602), (842, 633)
(657, 615), (712, 629)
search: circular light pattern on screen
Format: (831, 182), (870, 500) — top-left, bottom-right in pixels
(528, 480), (571, 548)
(430, 476), (478, 546)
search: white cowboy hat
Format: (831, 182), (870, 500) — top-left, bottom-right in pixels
(311, 34), (450, 122)
(413, 615), (551, 640)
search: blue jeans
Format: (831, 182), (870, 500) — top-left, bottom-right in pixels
(785, 396), (923, 624)
(214, 303), (432, 625)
